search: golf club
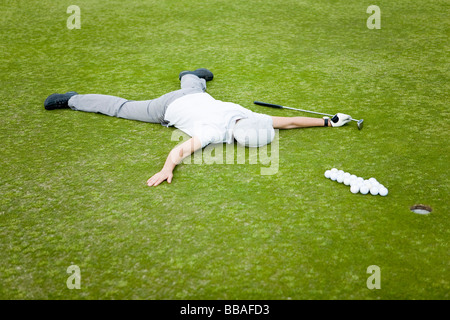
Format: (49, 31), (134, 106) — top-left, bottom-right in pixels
(254, 101), (364, 130)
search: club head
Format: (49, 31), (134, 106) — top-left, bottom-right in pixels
(357, 119), (364, 130)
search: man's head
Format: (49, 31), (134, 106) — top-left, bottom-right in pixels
(232, 115), (275, 147)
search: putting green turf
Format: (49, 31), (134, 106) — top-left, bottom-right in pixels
(0, 0), (448, 299)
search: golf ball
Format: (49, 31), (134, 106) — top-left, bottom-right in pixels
(343, 172), (351, 179)
(343, 177), (352, 186)
(363, 181), (372, 189)
(356, 177), (364, 184)
(350, 174), (357, 181)
(350, 184), (360, 194)
(350, 179), (360, 187)
(359, 185), (369, 195)
(371, 181), (380, 188)
(370, 186), (379, 196)
(331, 168), (338, 173)
(379, 187), (388, 196)
(337, 170), (345, 176)
(369, 177), (378, 184)
(337, 175), (344, 183)
(330, 172), (337, 181)
(324, 170), (331, 178)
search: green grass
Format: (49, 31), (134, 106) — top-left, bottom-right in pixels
(1, 0), (448, 299)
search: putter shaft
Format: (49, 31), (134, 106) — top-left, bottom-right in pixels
(254, 101), (363, 127)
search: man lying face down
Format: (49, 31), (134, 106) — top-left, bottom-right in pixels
(44, 68), (352, 186)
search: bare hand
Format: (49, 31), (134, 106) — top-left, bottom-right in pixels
(147, 169), (173, 187)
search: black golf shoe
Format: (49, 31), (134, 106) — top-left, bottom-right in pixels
(179, 68), (214, 81)
(44, 91), (78, 110)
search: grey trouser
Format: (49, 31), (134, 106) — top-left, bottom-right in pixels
(68, 74), (206, 126)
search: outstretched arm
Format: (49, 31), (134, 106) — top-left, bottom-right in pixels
(271, 114), (351, 129)
(147, 137), (203, 187)
(271, 116), (330, 129)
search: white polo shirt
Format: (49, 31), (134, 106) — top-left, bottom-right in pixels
(164, 92), (271, 148)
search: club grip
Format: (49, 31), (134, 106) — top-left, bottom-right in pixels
(253, 101), (283, 109)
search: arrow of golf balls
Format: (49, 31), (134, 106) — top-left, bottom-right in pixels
(324, 168), (388, 196)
